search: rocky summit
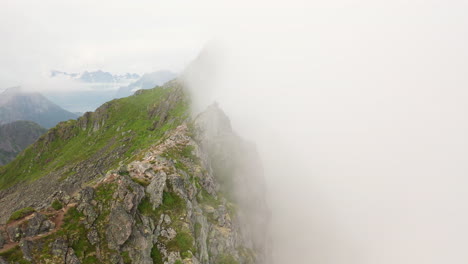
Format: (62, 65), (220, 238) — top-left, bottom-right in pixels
(0, 81), (270, 264)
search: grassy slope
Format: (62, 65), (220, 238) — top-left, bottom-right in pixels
(0, 82), (188, 189)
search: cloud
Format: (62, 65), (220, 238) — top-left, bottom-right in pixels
(183, 1), (468, 263)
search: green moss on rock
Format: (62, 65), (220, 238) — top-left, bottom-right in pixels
(8, 207), (36, 222)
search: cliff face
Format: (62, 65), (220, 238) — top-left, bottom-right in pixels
(0, 83), (270, 264)
(0, 121), (47, 166)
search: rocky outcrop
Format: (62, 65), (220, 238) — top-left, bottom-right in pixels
(1, 212), (55, 244)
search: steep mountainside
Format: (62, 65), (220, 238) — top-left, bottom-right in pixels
(0, 87), (78, 128)
(0, 121), (47, 166)
(0, 81), (270, 264)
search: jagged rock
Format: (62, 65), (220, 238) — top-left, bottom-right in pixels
(0, 231), (5, 248)
(106, 206), (134, 250)
(80, 203), (98, 226)
(79, 187), (95, 202)
(23, 213), (46, 237)
(65, 248), (80, 264)
(114, 176), (145, 215)
(160, 227), (177, 240)
(39, 219), (56, 233)
(52, 238), (68, 262)
(6, 226), (22, 242)
(146, 171), (167, 209)
(167, 251), (182, 264)
(130, 161), (151, 177)
(0, 257), (8, 264)
(109, 253), (124, 264)
(19, 239), (33, 261)
(163, 214), (172, 225)
(87, 227), (99, 245)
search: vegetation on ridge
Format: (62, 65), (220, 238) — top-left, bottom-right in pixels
(0, 82), (189, 189)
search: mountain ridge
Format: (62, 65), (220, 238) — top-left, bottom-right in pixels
(50, 70), (140, 84)
(0, 81), (271, 264)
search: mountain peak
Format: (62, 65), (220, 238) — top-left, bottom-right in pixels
(0, 88), (77, 128)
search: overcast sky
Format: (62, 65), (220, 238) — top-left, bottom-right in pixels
(0, 0), (221, 88)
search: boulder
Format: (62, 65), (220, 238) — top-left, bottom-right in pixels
(146, 171), (167, 209)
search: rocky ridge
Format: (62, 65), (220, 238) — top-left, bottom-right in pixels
(0, 85), (270, 263)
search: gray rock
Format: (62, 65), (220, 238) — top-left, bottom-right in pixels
(23, 213), (46, 237)
(146, 171), (167, 209)
(51, 238), (68, 262)
(130, 161), (151, 176)
(7, 226), (22, 242)
(39, 220), (56, 234)
(19, 239), (33, 261)
(80, 187), (95, 202)
(80, 203), (98, 226)
(163, 214), (171, 225)
(116, 177), (145, 214)
(160, 227), (176, 240)
(87, 228), (99, 245)
(0, 231), (5, 248)
(168, 174), (188, 200)
(0, 257), (8, 264)
(106, 206), (133, 250)
(65, 248), (80, 264)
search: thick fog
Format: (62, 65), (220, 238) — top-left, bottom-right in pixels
(184, 1), (468, 264)
(2, 0), (468, 263)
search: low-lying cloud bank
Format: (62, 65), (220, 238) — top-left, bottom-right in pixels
(184, 1), (468, 263)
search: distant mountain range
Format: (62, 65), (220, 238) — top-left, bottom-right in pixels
(50, 70), (140, 84)
(0, 87), (78, 128)
(0, 120), (47, 166)
(48, 70), (176, 112)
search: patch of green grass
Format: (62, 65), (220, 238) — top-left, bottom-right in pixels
(217, 254), (239, 264)
(83, 256), (100, 264)
(131, 177), (150, 187)
(138, 190), (186, 219)
(0, 246), (30, 263)
(194, 222), (202, 239)
(162, 191), (184, 208)
(8, 207), (35, 222)
(151, 246), (164, 264)
(174, 260), (184, 264)
(121, 251), (132, 264)
(95, 183), (117, 203)
(51, 199), (63, 210)
(180, 145), (197, 161)
(197, 189), (221, 208)
(166, 232), (195, 257)
(137, 196), (159, 218)
(57, 207), (96, 260)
